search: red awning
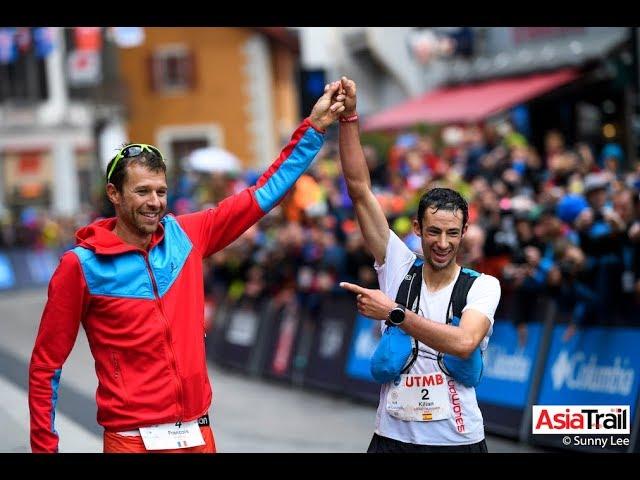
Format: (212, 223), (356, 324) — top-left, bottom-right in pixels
(363, 68), (581, 131)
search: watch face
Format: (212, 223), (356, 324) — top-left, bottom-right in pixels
(389, 308), (405, 325)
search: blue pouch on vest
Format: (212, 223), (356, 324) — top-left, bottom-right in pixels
(370, 259), (422, 383)
(437, 313), (484, 388)
(370, 326), (417, 383)
(370, 261), (484, 387)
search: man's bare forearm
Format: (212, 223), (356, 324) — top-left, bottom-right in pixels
(339, 120), (371, 199)
(400, 310), (477, 359)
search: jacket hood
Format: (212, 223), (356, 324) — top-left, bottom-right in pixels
(75, 216), (166, 255)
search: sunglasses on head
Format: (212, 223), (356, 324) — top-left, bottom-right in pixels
(107, 144), (164, 182)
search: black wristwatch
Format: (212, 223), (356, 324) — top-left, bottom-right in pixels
(386, 304), (406, 326)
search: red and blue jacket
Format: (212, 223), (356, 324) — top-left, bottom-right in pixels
(29, 118), (325, 453)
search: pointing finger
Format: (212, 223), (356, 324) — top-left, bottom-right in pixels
(340, 282), (366, 295)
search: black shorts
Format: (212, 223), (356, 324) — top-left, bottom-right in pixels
(367, 433), (488, 453)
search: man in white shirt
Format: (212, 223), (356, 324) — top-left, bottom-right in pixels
(337, 77), (501, 453)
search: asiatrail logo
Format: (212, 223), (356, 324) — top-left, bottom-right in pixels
(532, 405), (630, 434)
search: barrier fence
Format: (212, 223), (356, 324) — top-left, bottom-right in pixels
(0, 248), (59, 291)
(208, 289), (640, 453)
(3, 247), (639, 452)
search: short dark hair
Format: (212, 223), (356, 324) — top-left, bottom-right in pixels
(105, 145), (166, 192)
(417, 188), (468, 230)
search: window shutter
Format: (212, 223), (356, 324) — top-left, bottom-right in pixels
(186, 50), (196, 90)
(147, 53), (158, 92)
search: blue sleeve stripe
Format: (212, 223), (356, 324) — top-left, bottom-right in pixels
(254, 127), (324, 212)
(50, 368), (61, 434)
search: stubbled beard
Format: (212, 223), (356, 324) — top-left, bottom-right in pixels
(136, 221), (157, 234)
(133, 210), (163, 234)
(427, 256), (453, 271)
(426, 247), (457, 271)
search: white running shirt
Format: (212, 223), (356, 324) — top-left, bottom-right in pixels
(373, 230), (501, 445)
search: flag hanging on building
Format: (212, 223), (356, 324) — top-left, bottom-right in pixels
(74, 27), (102, 52)
(111, 27), (145, 48)
(33, 27), (55, 58)
(0, 28), (18, 64)
(15, 27), (31, 53)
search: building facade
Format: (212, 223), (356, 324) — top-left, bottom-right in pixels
(297, 27), (636, 164)
(118, 27), (300, 173)
(0, 27), (301, 221)
(0, 28), (102, 220)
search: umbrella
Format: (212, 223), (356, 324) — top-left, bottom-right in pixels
(185, 147), (241, 174)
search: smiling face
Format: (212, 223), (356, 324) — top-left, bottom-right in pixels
(108, 162), (168, 241)
(414, 207), (467, 271)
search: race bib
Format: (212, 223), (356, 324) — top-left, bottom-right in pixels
(139, 420), (205, 450)
(386, 372), (451, 422)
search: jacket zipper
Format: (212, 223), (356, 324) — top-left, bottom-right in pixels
(112, 351), (120, 378)
(142, 252), (184, 422)
(111, 351), (129, 404)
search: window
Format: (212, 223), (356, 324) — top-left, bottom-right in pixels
(150, 46), (195, 93)
(170, 138), (209, 169)
(0, 46), (48, 104)
(3, 150), (52, 209)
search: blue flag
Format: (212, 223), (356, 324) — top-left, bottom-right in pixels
(0, 28), (18, 64)
(33, 27), (55, 58)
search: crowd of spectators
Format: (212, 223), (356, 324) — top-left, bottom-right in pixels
(3, 118), (639, 344)
(192, 120), (640, 343)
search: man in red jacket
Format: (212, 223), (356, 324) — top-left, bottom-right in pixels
(29, 81), (347, 453)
